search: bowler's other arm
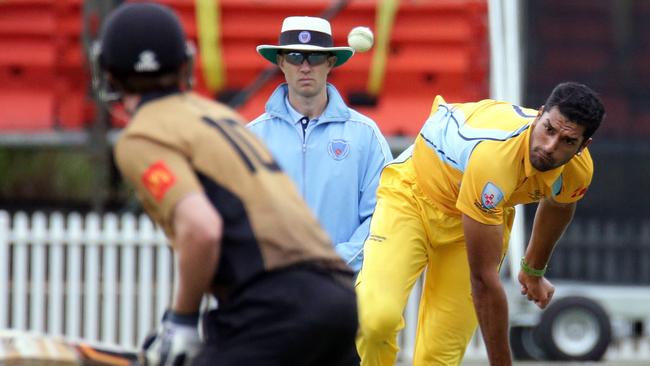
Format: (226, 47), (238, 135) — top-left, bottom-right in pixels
(463, 214), (512, 366)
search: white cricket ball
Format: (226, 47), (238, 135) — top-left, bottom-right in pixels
(347, 26), (374, 52)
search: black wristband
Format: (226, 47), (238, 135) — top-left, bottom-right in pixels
(165, 309), (200, 326)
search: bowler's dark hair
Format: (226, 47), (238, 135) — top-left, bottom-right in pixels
(544, 82), (605, 139)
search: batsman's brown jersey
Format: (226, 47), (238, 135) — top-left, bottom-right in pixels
(114, 92), (350, 297)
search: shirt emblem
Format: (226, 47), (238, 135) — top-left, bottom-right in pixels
(328, 139), (350, 160)
(481, 182), (504, 210)
(141, 160), (176, 202)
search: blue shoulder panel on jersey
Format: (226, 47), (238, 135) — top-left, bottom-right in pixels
(552, 174), (563, 196)
(418, 103), (530, 172)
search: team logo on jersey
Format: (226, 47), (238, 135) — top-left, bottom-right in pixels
(141, 160), (176, 202)
(328, 139), (350, 160)
(298, 31), (311, 43)
(134, 50), (160, 72)
(481, 182), (504, 210)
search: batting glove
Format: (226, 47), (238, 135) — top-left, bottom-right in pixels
(140, 310), (202, 366)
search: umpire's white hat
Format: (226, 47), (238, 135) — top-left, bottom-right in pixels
(257, 16), (354, 67)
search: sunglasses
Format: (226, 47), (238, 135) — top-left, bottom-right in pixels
(282, 51), (332, 66)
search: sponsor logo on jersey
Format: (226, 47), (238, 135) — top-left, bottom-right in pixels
(571, 187), (588, 198)
(528, 189), (544, 201)
(141, 161), (176, 202)
(368, 234), (386, 243)
(481, 182), (504, 210)
(328, 139), (350, 160)
(474, 200), (498, 214)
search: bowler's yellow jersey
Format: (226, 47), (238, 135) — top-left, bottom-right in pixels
(412, 96), (592, 225)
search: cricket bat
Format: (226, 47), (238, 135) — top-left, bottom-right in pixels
(0, 330), (139, 366)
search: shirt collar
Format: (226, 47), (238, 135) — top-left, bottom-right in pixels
(284, 96), (319, 125)
(284, 96), (303, 124)
(266, 83), (350, 123)
(137, 87), (182, 109)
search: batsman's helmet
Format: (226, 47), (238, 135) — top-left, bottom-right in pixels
(91, 3), (194, 101)
(98, 2), (190, 75)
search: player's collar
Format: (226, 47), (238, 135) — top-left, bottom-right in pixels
(138, 87), (182, 108)
(522, 128), (535, 177)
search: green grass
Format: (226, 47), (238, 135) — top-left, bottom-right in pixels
(0, 148), (95, 203)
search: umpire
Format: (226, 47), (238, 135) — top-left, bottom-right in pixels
(93, 3), (359, 366)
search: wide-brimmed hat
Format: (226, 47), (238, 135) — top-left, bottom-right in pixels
(257, 16), (354, 67)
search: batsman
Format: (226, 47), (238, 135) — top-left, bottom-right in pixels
(93, 3), (359, 366)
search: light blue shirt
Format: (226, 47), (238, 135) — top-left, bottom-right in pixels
(248, 83), (392, 272)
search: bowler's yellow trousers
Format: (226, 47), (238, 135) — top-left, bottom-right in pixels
(356, 157), (513, 366)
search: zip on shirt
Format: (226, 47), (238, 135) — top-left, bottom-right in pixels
(299, 116), (309, 198)
(299, 116), (309, 144)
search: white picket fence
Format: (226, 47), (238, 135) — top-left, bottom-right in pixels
(2, 211), (649, 363)
(0, 210), (173, 350)
(0, 210), (464, 357)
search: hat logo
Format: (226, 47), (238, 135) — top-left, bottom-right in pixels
(134, 50), (160, 72)
(298, 31), (311, 43)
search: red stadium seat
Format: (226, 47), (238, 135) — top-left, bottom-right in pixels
(0, 90), (54, 131)
(0, 0), (490, 137)
(0, 0), (89, 132)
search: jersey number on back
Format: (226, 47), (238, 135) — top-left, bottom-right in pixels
(202, 117), (281, 173)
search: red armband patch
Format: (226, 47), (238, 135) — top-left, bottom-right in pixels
(141, 161), (176, 202)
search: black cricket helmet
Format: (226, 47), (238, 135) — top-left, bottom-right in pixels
(91, 2), (194, 101)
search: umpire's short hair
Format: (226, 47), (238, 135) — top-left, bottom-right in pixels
(544, 82), (605, 140)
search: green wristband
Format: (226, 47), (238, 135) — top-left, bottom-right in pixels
(520, 257), (547, 277)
